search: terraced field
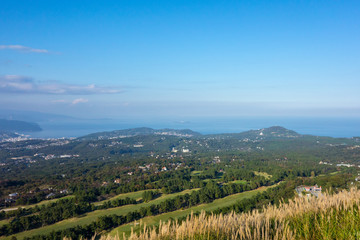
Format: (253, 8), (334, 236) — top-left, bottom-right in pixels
(94, 189), (153, 206)
(109, 184), (276, 238)
(254, 171), (272, 179)
(0, 195), (75, 227)
(2, 189), (199, 240)
(1, 195), (74, 212)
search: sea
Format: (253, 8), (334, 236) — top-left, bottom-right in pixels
(25, 117), (360, 139)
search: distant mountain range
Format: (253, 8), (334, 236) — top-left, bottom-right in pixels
(0, 109), (77, 122)
(0, 119), (42, 132)
(79, 126), (301, 141)
(0, 109), (304, 141)
(209, 126), (301, 139)
(0, 119), (42, 141)
(79, 127), (202, 140)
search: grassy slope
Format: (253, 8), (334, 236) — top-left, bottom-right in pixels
(115, 188), (360, 240)
(2, 189), (199, 240)
(225, 180), (247, 185)
(0, 220), (7, 228)
(254, 171), (272, 179)
(0, 195), (75, 227)
(1, 190), (153, 227)
(94, 190), (153, 206)
(1, 195), (74, 211)
(109, 185), (275, 237)
(190, 171), (203, 176)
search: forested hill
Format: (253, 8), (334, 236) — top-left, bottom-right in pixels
(79, 127), (202, 140)
(0, 119), (42, 132)
(208, 126), (301, 140)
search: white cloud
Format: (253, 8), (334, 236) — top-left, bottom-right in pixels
(72, 98), (88, 105)
(0, 45), (49, 53)
(0, 75), (123, 95)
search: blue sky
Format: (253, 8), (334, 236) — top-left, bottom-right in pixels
(1, 0), (360, 119)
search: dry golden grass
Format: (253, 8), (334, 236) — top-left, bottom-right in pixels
(98, 188), (360, 240)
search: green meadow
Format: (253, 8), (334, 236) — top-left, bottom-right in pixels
(2, 195), (74, 212)
(94, 190), (153, 206)
(109, 185), (275, 238)
(0, 195), (75, 227)
(3, 189), (199, 240)
(254, 171), (272, 179)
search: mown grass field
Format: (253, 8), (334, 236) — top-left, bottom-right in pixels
(0, 219), (8, 228)
(113, 188), (360, 240)
(0, 195), (75, 227)
(109, 184), (276, 238)
(254, 171), (272, 179)
(225, 180), (247, 185)
(1, 195), (74, 212)
(2, 189), (199, 240)
(190, 170), (203, 176)
(0, 191), (149, 228)
(94, 190), (154, 206)
(317, 170), (341, 177)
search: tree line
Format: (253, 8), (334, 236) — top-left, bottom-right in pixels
(17, 179), (273, 239)
(0, 196), (136, 236)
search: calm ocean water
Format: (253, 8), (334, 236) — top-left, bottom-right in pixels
(27, 117), (360, 139)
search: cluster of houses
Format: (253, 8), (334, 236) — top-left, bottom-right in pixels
(0, 133), (30, 143)
(43, 154), (79, 160)
(3, 188), (70, 206)
(133, 144), (144, 148)
(138, 162), (183, 173)
(213, 156), (221, 164)
(295, 184), (322, 197)
(149, 148), (191, 160)
(9, 156), (37, 164)
(154, 131), (195, 137)
(138, 163), (155, 171)
(5, 192), (19, 203)
(336, 163), (356, 167)
(319, 161), (360, 168)
(110, 162), (185, 185)
(8, 153), (80, 162)
(171, 147), (190, 153)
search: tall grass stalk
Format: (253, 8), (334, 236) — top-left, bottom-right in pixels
(100, 188), (360, 240)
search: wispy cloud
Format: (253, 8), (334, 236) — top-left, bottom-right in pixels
(0, 75), (123, 95)
(0, 45), (49, 53)
(51, 98), (89, 105)
(72, 98), (88, 105)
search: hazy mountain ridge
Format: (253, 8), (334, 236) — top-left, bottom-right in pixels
(0, 119), (42, 133)
(205, 126), (301, 140)
(79, 126), (301, 141)
(79, 127), (202, 140)
(0, 109), (77, 123)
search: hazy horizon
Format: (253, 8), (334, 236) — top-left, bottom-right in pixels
(1, 1), (360, 120)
